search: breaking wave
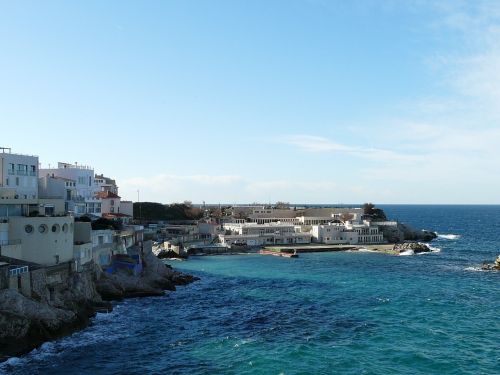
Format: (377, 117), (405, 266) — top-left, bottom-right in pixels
(464, 266), (485, 272)
(437, 233), (461, 240)
(399, 244), (441, 256)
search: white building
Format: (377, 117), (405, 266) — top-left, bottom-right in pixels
(94, 174), (118, 195)
(311, 221), (385, 245)
(0, 147), (39, 203)
(91, 229), (115, 266)
(39, 162), (108, 217)
(220, 222), (312, 247)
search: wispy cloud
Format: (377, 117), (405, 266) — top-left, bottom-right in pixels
(282, 134), (424, 163)
(284, 135), (353, 153)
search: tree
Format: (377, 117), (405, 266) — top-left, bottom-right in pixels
(362, 203), (387, 221)
(275, 201), (290, 209)
(363, 203), (376, 215)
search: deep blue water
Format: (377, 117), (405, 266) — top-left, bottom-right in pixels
(2, 205), (499, 375)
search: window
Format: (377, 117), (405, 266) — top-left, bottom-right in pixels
(39, 224), (48, 233)
(15, 177), (19, 186)
(25, 225), (34, 234)
(30, 165), (36, 176)
(110, 200), (115, 206)
(5, 178), (8, 186)
(52, 224), (60, 233)
(17, 164), (28, 175)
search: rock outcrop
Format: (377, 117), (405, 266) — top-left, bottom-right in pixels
(0, 268), (107, 360)
(481, 255), (500, 271)
(394, 242), (432, 254)
(0, 250), (198, 361)
(381, 223), (437, 244)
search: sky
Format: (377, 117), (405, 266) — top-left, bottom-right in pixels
(1, 0), (499, 204)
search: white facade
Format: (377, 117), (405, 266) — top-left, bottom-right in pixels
(91, 229), (114, 266)
(220, 223), (312, 246)
(224, 222), (298, 236)
(94, 174), (118, 195)
(40, 162), (95, 199)
(311, 221), (385, 245)
(39, 163), (108, 216)
(0, 148), (39, 200)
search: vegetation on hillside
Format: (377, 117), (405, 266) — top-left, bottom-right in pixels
(133, 202), (203, 221)
(363, 203), (387, 221)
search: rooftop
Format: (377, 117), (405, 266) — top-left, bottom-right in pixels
(95, 191), (121, 199)
(0, 147), (38, 158)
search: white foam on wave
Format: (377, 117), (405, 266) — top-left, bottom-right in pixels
(399, 244), (441, 256)
(437, 233), (461, 240)
(464, 266), (486, 272)
(357, 248), (377, 253)
(0, 356), (24, 370)
(427, 245), (441, 253)
(0, 310), (125, 370)
(399, 249), (414, 256)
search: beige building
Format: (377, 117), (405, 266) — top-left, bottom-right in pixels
(95, 191), (121, 215)
(1, 216), (75, 265)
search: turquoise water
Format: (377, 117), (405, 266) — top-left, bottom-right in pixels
(2, 205), (500, 374)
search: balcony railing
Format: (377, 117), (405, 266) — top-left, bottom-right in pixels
(7, 170), (15, 175)
(29, 171), (36, 176)
(17, 171), (27, 176)
(9, 266), (29, 277)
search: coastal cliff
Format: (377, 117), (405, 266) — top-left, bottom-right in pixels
(0, 252), (197, 361)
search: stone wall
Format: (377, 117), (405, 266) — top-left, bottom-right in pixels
(0, 266), (8, 290)
(30, 268), (49, 302)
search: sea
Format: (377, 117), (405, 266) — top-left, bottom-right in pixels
(1, 205), (499, 375)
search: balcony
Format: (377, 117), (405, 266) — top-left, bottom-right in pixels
(17, 171), (27, 176)
(29, 171), (36, 176)
(7, 170), (15, 175)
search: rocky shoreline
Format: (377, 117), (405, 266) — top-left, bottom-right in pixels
(481, 255), (500, 271)
(0, 251), (198, 361)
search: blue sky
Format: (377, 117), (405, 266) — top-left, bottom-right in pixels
(1, 1), (499, 204)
